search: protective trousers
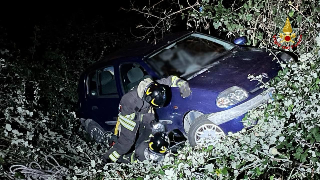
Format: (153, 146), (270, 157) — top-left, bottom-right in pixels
(102, 113), (154, 163)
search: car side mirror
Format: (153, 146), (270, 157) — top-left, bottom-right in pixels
(234, 36), (248, 45)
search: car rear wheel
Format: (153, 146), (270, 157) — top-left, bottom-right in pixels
(188, 115), (225, 147)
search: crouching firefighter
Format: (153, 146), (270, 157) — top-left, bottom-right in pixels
(101, 76), (191, 163)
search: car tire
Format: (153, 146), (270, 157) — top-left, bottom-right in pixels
(188, 115), (225, 147)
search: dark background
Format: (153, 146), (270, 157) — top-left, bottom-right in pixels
(1, 2), (134, 47)
(0, 1), (190, 51)
(0, 1), (190, 115)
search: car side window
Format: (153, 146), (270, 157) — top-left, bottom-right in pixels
(98, 66), (117, 95)
(120, 63), (151, 93)
(88, 71), (98, 96)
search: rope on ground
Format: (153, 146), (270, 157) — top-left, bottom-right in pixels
(8, 155), (69, 180)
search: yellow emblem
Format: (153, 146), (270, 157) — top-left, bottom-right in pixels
(146, 88), (152, 95)
(151, 99), (159, 106)
(149, 142), (154, 150)
(159, 146), (167, 153)
(279, 17), (296, 43)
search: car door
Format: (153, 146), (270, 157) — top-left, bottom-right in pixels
(86, 65), (120, 131)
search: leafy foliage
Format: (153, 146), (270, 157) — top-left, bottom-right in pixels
(0, 17), (133, 179)
(1, 0), (320, 179)
(187, 0), (319, 53)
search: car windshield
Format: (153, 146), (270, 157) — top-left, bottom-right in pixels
(146, 33), (235, 79)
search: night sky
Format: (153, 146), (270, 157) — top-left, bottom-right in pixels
(1, 1), (195, 49)
(1, 2), (141, 48)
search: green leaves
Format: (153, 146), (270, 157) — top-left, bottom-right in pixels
(276, 94), (284, 100)
(293, 147), (309, 163)
(255, 167), (262, 176)
(221, 167), (228, 175)
(213, 21), (222, 29)
(301, 151), (309, 163)
(1, 0), (319, 179)
(159, 169), (165, 175)
(297, 15), (303, 23)
(215, 167), (228, 176)
(14, 172), (25, 179)
(293, 147), (303, 159)
(243, 3), (248, 10)
(0, 157), (5, 165)
(307, 127), (320, 143)
(289, 11), (295, 17)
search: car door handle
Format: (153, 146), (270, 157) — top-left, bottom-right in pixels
(92, 106), (98, 110)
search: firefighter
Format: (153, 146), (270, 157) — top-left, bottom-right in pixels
(101, 75), (191, 163)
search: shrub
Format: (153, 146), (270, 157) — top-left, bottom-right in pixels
(1, 0), (320, 179)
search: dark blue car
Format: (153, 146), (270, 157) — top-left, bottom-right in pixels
(78, 31), (289, 147)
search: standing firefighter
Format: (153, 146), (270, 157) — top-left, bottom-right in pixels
(102, 76), (191, 163)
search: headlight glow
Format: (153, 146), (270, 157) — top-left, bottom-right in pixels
(216, 86), (248, 108)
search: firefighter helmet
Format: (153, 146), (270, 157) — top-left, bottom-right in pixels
(143, 82), (167, 108)
(148, 132), (170, 154)
(144, 132), (170, 163)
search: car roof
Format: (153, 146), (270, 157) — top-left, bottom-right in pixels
(104, 31), (193, 61)
(83, 31), (193, 73)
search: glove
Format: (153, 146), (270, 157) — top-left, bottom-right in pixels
(177, 80), (191, 98)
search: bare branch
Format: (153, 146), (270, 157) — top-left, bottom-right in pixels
(123, 0), (200, 41)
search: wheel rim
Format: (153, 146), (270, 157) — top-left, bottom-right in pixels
(194, 124), (225, 146)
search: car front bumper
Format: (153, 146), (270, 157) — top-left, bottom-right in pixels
(207, 87), (274, 125)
